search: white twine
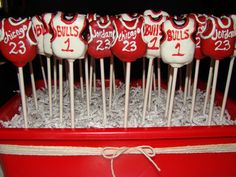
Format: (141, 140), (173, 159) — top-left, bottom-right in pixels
(1, 143), (236, 177)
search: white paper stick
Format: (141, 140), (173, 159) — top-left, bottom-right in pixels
(153, 64), (156, 92)
(208, 60), (220, 125)
(142, 57), (146, 96)
(157, 58), (161, 97)
(64, 60), (69, 85)
(18, 67), (28, 128)
(93, 59), (96, 92)
(148, 62), (154, 111)
(190, 60), (200, 123)
(124, 62), (131, 128)
(39, 55), (47, 89)
(203, 59), (215, 114)
(53, 57), (57, 100)
(178, 67), (182, 92)
(79, 60), (84, 98)
(183, 64), (189, 105)
(100, 58), (107, 125)
(46, 57), (52, 117)
(68, 60), (75, 128)
(167, 67), (178, 127)
(112, 56), (116, 96)
(109, 57), (114, 110)
(220, 57), (235, 121)
(29, 61), (38, 109)
(89, 56), (93, 100)
(187, 62), (193, 97)
(142, 58), (154, 123)
(58, 59), (63, 125)
(85, 56), (90, 115)
(164, 67), (173, 118)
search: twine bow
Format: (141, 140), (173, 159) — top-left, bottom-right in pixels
(102, 146), (161, 177)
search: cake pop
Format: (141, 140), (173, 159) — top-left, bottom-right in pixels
(0, 17), (37, 128)
(111, 16), (147, 127)
(160, 16), (196, 126)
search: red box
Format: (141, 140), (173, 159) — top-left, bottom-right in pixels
(0, 80), (236, 177)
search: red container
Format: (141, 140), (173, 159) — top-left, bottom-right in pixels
(0, 80), (236, 177)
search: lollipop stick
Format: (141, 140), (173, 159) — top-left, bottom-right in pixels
(109, 56), (114, 110)
(79, 60), (84, 98)
(39, 55), (47, 89)
(183, 64), (189, 105)
(85, 56), (90, 115)
(93, 59), (96, 92)
(178, 67), (182, 92)
(29, 61), (38, 109)
(123, 62), (126, 81)
(112, 56), (116, 96)
(53, 57), (57, 100)
(124, 62), (131, 128)
(100, 58), (107, 125)
(220, 57), (235, 121)
(167, 67), (178, 127)
(187, 62), (193, 97)
(58, 59), (63, 125)
(190, 60), (200, 123)
(142, 57), (146, 96)
(18, 67), (28, 128)
(203, 59), (215, 114)
(157, 58), (161, 97)
(68, 60), (75, 128)
(164, 67), (173, 118)
(89, 56), (93, 100)
(208, 60), (219, 125)
(153, 64), (156, 92)
(148, 62), (154, 111)
(47, 57), (52, 117)
(142, 58), (154, 123)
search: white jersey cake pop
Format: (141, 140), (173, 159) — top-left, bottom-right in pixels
(143, 14), (167, 58)
(32, 15), (44, 55)
(51, 13), (87, 59)
(160, 16), (196, 68)
(42, 13), (54, 57)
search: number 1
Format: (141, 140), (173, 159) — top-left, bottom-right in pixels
(61, 38), (74, 52)
(172, 42), (184, 56)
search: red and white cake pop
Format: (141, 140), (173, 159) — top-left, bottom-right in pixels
(201, 16), (235, 124)
(0, 17), (37, 128)
(87, 17), (115, 124)
(160, 16), (196, 126)
(142, 14), (167, 123)
(111, 17), (147, 127)
(51, 12), (88, 128)
(160, 17), (196, 68)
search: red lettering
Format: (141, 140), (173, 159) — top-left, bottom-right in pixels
(167, 30), (172, 41)
(167, 29), (189, 41)
(73, 26), (79, 36)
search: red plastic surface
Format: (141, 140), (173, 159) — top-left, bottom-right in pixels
(0, 80), (236, 177)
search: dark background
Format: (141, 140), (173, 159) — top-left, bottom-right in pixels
(0, 0), (235, 106)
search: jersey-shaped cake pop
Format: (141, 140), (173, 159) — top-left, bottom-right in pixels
(160, 16), (196, 68)
(51, 13), (87, 59)
(188, 13), (207, 60)
(111, 17), (147, 62)
(143, 14), (167, 58)
(32, 15), (44, 55)
(0, 17), (37, 67)
(42, 13), (54, 57)
(87, 17), (115, 58)
(201, 16), (235, 60)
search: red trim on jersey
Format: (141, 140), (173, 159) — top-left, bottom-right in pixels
(169, 17), (189, 29)
(60, 13), (78, 24)
(50, 17), (57, 42)
(78, 17), (88, 45)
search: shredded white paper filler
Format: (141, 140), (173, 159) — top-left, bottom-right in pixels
(0, 82), (235, 128)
